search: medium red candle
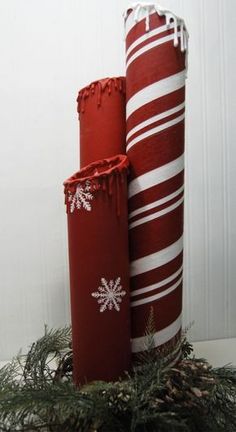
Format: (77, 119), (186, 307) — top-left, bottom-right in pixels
(78, 77), (126, 168)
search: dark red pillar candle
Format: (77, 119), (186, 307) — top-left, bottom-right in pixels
(64, 155), (131, 385)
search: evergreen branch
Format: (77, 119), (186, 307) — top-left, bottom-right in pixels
(22, 326), (72, 386)
(0, 326), (236, 431)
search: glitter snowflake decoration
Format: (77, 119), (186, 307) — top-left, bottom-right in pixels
(68, 180), (94, 213)
(91, 277), (126, 313)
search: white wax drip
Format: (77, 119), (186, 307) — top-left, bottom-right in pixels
(124, 2), (189, 65)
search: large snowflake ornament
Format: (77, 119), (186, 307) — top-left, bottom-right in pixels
(91, 277), (126, 313)
(68, 180), (94, 213)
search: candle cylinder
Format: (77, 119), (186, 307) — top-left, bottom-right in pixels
(78, 77), (126, 168)
(64, 155), (131, 385)
(124, 3), (188, 362)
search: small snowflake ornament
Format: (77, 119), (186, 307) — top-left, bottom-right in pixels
(68, 180), (94, 213)
(92, 277), (126, 312)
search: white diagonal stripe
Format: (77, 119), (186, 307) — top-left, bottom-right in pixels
(127, 101), (185, 141)
(129, 184), (184, 219)
(129, 195), (184, 229)
(127, 112), (185, 152)
(126, 22), (174, 58)
(131, 313), (182, 353)
(127, 31), (182, 69)
(131, 264), (183, 297)
(130, 235), (183, 277)
(126, 70), (186, 119)
(128, 154), (184, 199)
(131, 275), (183, 307)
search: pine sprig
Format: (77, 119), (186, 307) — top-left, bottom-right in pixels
(0, 327), (236, 432)
(22, 326), (72, 386)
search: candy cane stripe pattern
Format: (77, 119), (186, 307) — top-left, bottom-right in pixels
(124, 2), (188, 360)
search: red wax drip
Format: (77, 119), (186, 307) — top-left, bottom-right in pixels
(64, 156), (129, 217)
(77, 77), (126, 114)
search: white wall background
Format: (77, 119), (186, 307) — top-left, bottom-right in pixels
(0, 0), (235, 361)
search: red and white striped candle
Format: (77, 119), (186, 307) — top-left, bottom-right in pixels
(124, 2), (188, 360)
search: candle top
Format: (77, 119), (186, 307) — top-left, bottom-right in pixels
(124, 1), (189, 73)
(77, 77), (125, 114)
(124, 2), (189, 53)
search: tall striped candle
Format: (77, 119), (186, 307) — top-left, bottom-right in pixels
(124, 2), (188, 361)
